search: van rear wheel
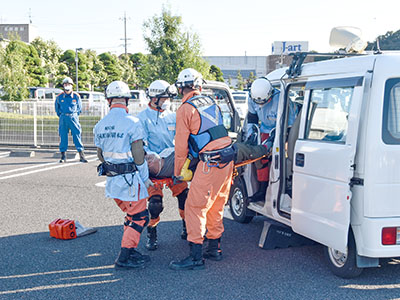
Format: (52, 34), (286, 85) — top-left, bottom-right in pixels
(324, 230), (363, 278)
(229, 177), (254, 224)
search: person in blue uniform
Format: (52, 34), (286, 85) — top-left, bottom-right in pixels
(94, 80), (154, 269)
(55, 77), (87, 163)
(138, 80), (189, 251)
(246, 77), (295, 201)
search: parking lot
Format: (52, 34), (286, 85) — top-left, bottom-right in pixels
(1, 148), (400, 300)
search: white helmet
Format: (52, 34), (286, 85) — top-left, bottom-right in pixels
(147, 80), (177, 98)
(250, 78), (274, 105)
(62, 77), (74, 85)
(106, 81), (131, 99)
(176, 68), (203, 89)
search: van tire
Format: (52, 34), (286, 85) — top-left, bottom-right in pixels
(229, 176), (254, 223)
(324, 230), (363, 278)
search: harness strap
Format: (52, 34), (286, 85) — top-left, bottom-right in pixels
(124, 209), (149, 233)
(199, 145), (235, 167)
(97, 162), (138, 177)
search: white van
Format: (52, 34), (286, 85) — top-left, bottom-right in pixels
(229, 51), (400, 278)
(78, 91), (106, 112)
(129, 90), (148, 115)
(29, 87), (63, 101)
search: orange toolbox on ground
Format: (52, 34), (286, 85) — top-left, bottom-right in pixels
(49, 219), (76, 240)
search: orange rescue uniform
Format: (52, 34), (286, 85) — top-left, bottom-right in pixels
(147, 180), (188, 226)
(174, 90), (233, 244)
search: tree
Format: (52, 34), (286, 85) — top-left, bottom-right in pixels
(86, 49), (106, 91)
(119, 54), (138, 89)
(130, 52), (150, 89)
(0, 39), (29, 100)
(227, 77), (233, 89)
(143, 6), (212, 85)
(98, 52), (122, 89)
(31, 38), (62, 87)
(25, 44), (47, 87)
(236, 70), (245, 90)
(366, 29), (400, 51)
(246, 71), (257, 89)
(210, 65), (224, 82)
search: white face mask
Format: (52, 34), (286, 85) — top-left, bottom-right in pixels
(64, 84), (72, 91)
(161, 100), (171, 111)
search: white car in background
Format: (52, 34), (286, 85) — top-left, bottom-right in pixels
(231, 90), (249, 119)
(129, 90), (149, 116)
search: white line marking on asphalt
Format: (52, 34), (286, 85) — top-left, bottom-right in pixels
(95, 180), (106, 187)
(0, 151), (10, 158)
(0, 155), (97, 180)
(0, 279), (120, 295)
(0, 160), (61, 175)
(0, 264), (114, 279)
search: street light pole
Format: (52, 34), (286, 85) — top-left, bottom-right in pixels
(75, 48), (83, 91)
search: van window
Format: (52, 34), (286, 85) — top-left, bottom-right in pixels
(383, 78), (400, 144)
(305, 87), (354, 143)
(202, 88), (233, 131)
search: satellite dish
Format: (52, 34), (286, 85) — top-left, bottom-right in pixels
(329, 27), (367, 53)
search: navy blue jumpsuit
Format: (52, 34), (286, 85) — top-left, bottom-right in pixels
(55, 91), (84, 152)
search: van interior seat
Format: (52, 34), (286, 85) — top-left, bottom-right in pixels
(287, 107), (302, 178)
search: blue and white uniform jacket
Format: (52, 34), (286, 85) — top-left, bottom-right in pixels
(137, 106), (176, 155)
(94, 107), (149, 201)
(248, 92), (296, 134)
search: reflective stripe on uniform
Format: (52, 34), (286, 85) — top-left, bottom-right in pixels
(103, 151), (133, 159)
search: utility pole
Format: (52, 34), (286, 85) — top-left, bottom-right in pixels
(29, 8), (32, 24)
(120, 12), (131, 57)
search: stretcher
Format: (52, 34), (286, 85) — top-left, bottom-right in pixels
(149, 151), (270, 185)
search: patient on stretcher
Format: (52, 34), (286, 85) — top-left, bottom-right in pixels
(145, 136), (272, 178)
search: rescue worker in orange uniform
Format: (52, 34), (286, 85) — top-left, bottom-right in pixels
(169, 68), (234, 270)
(94, 81), (153, 269)
(138, 80), (189, 250)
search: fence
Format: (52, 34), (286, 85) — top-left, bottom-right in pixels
(0, 100), (170, 148)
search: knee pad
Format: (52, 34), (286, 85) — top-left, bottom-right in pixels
(148, 195), (163, 218)
(177, 188), (189, 211)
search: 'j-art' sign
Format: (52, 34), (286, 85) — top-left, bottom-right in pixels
(272, 41), (309, 55)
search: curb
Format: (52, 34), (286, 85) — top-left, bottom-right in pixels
(10, 150), (35, 157)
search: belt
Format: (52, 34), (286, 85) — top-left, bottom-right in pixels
(199, 145), (235, 164)
(97, 162), (138, 177)
(62, 113), (76, 116)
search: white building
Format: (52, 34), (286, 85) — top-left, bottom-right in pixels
(0, 24), (38, 43)
(204, 56), (267, 88)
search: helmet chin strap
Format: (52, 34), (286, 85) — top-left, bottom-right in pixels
(155, 97), (162, 124)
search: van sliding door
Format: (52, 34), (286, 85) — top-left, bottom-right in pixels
(291, 76), (364, 252)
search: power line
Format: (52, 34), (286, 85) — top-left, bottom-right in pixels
(119, 11), (131, 57)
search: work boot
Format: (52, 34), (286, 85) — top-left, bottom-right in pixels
(203, 238), (222, 261)
(169, 242), (205, 271)
(181, 219), (187, 240)
(59, 152), (66, 163)
(79, 151), (88, 163)
(248, 181), (268, 202)
(114, 247), (145, 269)
(145, 226), (158, 251)
(130, 248), (151, 263)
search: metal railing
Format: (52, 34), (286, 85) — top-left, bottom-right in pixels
(0, 100), (181, 148)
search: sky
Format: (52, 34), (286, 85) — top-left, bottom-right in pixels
(1, 0), (400, 56)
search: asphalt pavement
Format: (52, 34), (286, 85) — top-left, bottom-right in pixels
(1, 147), (400, 300)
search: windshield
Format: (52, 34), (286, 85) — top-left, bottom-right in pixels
(130, 92), (139, 99)
(233, 95), (247, 103)
(79, 93), (90, 100)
